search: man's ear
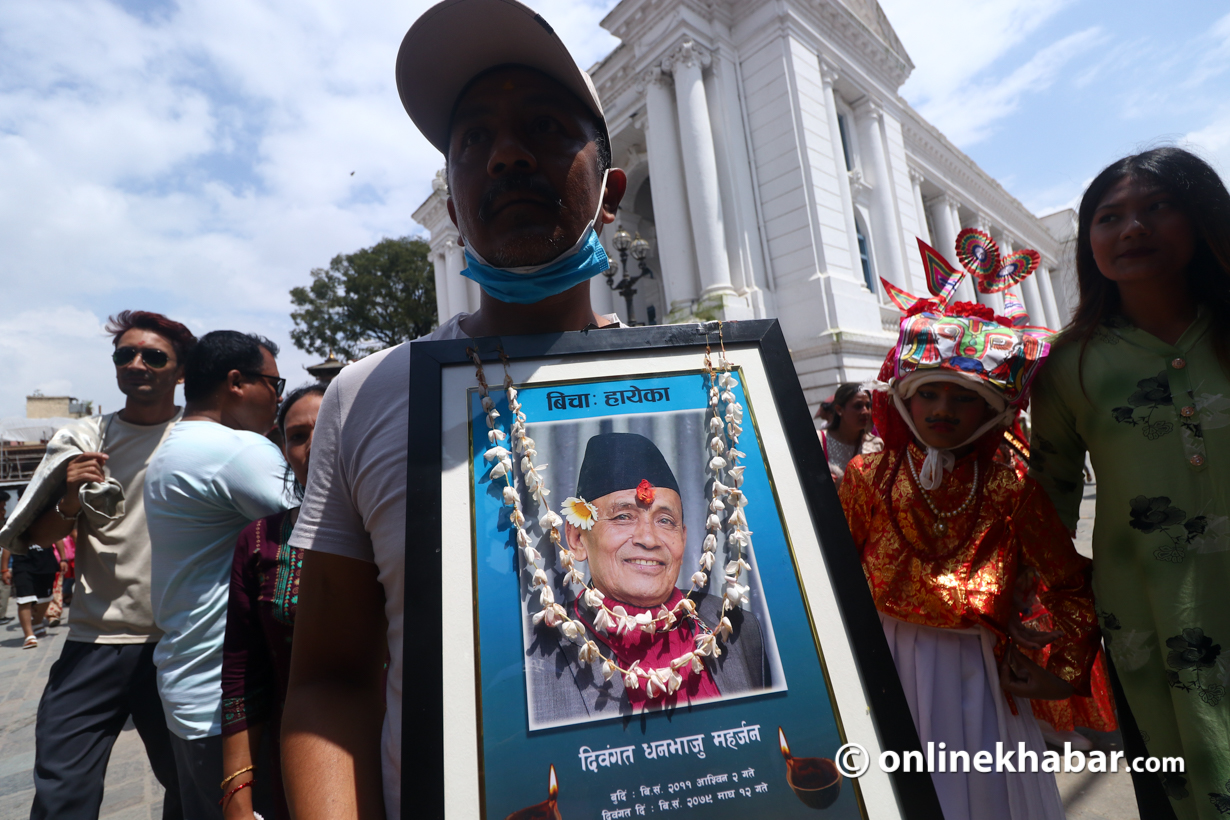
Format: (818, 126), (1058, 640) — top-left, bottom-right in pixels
(227, 369), (245, 396)
(565, 523), (588, 562)
(598, 168), (628, 227)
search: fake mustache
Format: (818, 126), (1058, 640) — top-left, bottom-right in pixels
(925, 415), (961, 425)
(478, 173), (564, 222)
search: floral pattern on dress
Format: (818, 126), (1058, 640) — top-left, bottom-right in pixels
(1164, 772), (1191, 802)
(1165, 628), (1225, 706)
(1092, 325), (1121, 345)
(1188, 513), (1230, 555)
(1210, 780), (1230, 814)
(1100, 609), (1155, 671)
(1195, 392), (1230, 431)
(1112, 371), (1175, 440)
(272, 515), (302, 626)
(1129, 495), (1209, 563)
(1030, 434), (1080, 495)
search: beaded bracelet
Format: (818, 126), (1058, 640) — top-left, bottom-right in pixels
(220, 779), (255, 808)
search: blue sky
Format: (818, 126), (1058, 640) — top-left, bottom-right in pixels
(1, 0), (1227, 418)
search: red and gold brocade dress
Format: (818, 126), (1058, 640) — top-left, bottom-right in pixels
(1013, 569), (1118, 738)
(996, 431), (1118, 737)
(841, 443), (1099, 690)
(839, 444), (1101, 820)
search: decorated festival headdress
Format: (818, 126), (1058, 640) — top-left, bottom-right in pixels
(875, 230), (1054, 489)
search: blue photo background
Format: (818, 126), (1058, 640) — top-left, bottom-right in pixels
(469, 371), (862, 819)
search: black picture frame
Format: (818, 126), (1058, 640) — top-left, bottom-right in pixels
(404, 318), (942, 819)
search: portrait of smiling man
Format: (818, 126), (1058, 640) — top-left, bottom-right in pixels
(527, 432), (770, 728)
(280, 1), (631, 817)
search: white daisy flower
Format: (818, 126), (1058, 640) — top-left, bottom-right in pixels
(561, 496), (599, 530)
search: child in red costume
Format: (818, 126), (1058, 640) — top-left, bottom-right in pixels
(840, 267), (1100, 819)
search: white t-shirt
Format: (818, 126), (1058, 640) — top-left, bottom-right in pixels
(290, 313), (620, 819)
(145, 420), (290, 739)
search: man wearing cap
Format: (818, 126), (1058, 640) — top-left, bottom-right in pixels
(529, 433), (768, 725)
(282, 0), (629, 816)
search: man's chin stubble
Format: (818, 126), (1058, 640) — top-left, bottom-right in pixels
(484, 233), (569, 268)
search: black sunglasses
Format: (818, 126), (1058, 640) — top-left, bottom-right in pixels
(112, 346), (171, 368)
(243, 372), (287, 397)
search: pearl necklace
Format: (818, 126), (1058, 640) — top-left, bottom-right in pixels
(906, 450), (979, 536)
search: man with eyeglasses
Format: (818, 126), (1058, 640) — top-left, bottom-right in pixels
(144, 329), (292, 819)
(0, 309), (194, 819)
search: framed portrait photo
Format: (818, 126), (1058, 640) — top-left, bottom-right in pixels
(405, 320), (940, 820)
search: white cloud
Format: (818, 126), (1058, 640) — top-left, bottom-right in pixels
(880, 0), (1076, 104)
(917, 27), (1105, 145)
(0, 0), (619, 417)
(0, 307), (127, 416)
(1182, 107), (1230, 181)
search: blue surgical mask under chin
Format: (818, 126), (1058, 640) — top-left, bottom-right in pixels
(460, 170), (612, 306)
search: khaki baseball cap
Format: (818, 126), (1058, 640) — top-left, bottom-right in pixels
(396, 0), (608, 156)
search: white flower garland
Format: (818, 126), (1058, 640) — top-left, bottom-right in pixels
(467, 331), (753, 701)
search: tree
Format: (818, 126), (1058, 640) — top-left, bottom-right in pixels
(290, 236), (437, 360)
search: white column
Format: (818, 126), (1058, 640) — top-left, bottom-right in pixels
(640, 67), (698, 307)
(974, 216), (1003, 313)
(666, 39), (734, 297)
(909, 168), (930, 243)
(1018, 273), (1047, 327)
(1003, 234), (1044, 324)
(853, 100), (907, 291)
(1036, 263), (1064, 328)
(928, 195), (958, 256)
(927, 194), (962, 298)
(443, 238), (470, 317)
(947, 199), (977, 303)
(906, 168), (931, 295)
(1048, 266), (1075, 325)
(434, 251), (451, 323)
(820, 61), (860, 280)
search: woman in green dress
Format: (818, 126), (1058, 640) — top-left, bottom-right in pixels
(1029, 147), (1230, 820)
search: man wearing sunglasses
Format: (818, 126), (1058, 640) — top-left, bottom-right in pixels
(0, 310), (196, 819)
(144, 329), (292, 819)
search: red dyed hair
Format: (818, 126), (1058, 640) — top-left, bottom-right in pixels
(105, 310), (198, 362)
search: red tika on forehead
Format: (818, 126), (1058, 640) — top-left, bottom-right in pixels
(636, 479), (656, 506)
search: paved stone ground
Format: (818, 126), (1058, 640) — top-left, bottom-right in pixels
(0, 617), (166, 819)
(0, 482), (1140, 819)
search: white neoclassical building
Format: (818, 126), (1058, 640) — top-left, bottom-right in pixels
(413, 0), (1078, 410)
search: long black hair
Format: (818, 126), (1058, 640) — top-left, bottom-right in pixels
(277, 382), (328, 500)
(1066, 147), (1230, 379)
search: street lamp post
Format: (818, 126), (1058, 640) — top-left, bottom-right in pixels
(603, 227), (656, 325)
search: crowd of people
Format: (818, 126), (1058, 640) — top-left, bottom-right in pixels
(0, 0), (1226, 819)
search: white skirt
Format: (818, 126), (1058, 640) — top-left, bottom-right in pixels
(880, 614), (1065, 820)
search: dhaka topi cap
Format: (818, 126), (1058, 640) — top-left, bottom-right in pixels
(575, 433), (680, 504)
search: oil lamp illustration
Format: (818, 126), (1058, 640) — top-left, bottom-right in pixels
(504, 764), (561, 820)
(779, 727), (842, 809)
